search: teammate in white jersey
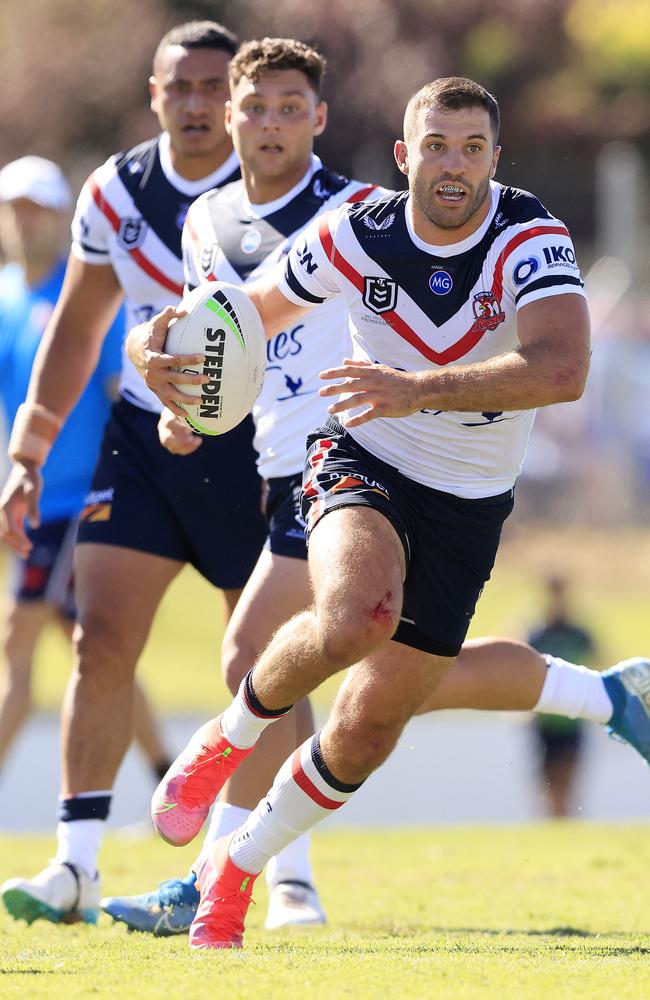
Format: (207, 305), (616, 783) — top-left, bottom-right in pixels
(128, 68), (650, 948)
(0, 22), (319, 932)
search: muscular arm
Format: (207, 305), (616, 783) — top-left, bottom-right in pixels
(321, 293), (591, 427)
(26, 254), (123, 419)
(246, 269), (312, 339)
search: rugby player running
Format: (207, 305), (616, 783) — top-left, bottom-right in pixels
(0, 22), (323, 932)
(129, 69), (650, 948)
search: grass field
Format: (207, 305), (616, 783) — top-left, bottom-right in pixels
(22, 524), (650, 716)
(1, 825), (649, 999)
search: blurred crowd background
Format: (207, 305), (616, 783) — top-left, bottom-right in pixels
(2, 0), (650, 527)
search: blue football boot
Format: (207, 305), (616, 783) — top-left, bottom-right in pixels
(101, 872), (198, 936)
(602, 657), (650, 764)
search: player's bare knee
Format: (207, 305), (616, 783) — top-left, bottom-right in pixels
(319, 598), (401, 665)
(1, 670), (32, 713)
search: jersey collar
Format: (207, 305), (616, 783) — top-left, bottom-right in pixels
(404, 180), (501, 258)
(242, 154), (323, 219)
(158, 132), (240, 196)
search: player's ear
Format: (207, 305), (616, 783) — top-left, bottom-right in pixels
(490, 145), (501, 179)
(394, 140), (409, 176)
(313, 101), (328, 137)
(224, 100), (233, 134)
(149, 76), (158, 113)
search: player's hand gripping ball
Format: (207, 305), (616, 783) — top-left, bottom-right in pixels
(165, 281), (266, 435)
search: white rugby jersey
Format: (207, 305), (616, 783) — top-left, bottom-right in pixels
(183, 155), (380, 478)
(279, 180), (586, 498)
(71, 133), (240, 412)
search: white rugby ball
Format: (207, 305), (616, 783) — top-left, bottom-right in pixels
(165, 281), (266, 435)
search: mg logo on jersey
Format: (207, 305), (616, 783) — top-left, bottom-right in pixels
(363, 277), (398, 314)
(118, 217), (147, 250)
(429, 270), (453, 296)
(471, 291), (505, 332)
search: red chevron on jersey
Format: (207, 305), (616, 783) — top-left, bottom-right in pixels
(491, 224), (569, 303)
(318, 215), (572, 366)
(317, 215), (479, 365)
(347, 184), (378, 204)
(89, 177), (183, 296)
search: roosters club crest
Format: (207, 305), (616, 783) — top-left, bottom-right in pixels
(470, 291), (505, 332)
(363, 277), (398, 315)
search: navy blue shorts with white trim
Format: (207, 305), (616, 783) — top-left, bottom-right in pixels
(77, 398), (265, 590)
(301, 418), (514, 657)
(263, 474), (308, 561)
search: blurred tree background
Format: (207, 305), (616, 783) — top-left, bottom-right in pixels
(2, 0), (650, 248)
(3, 0), (650, 524)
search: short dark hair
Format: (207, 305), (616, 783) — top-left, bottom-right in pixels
(229, 38), (326, 97)
(153, 21), (239, 71)
(404, 77), (500, 143)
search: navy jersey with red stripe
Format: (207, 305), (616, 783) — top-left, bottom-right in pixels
(279, 180), (585, 498)
(71, 133), (240, 412)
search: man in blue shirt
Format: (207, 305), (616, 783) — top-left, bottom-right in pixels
(0, 156), (171, 783)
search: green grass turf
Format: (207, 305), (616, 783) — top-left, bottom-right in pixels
(1, 825), (649, 999)
(24, 526), (650, 714)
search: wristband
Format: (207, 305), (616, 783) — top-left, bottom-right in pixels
(8, 402), (63, 468)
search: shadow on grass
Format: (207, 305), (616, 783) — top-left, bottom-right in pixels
(0, 969), (71, 975)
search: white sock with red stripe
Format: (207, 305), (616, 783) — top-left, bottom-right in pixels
(220, 671), (293, 749)
(204, 801), (315, 888)
(228, 733), (363, 875)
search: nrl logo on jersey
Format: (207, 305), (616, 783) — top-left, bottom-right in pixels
(200, 243), (218, 277)
(118, 217), (147, 250)
(363, 276), (398, 315)
(471, 291), (505, 332)
(363, 214), (395, 232)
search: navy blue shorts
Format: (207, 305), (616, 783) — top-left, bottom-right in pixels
(263, 475), (307, 561)
(77, 398), (266, 590)
(302, 419), (514, 657)
(12, 517), (77, 618)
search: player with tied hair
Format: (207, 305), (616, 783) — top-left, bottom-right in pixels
(128, 69), (650, 948)
(0, 22), (324, 932)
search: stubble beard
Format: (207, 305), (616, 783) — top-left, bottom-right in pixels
(415, 174), (491, 232)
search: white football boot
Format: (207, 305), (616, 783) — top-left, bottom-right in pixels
(2, 862), (100, 924)
(264, 881), (327, 930)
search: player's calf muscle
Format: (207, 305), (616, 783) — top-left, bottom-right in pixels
(322, 711), (404, 780)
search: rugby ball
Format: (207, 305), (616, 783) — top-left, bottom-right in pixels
(165, 281), (266, 435)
